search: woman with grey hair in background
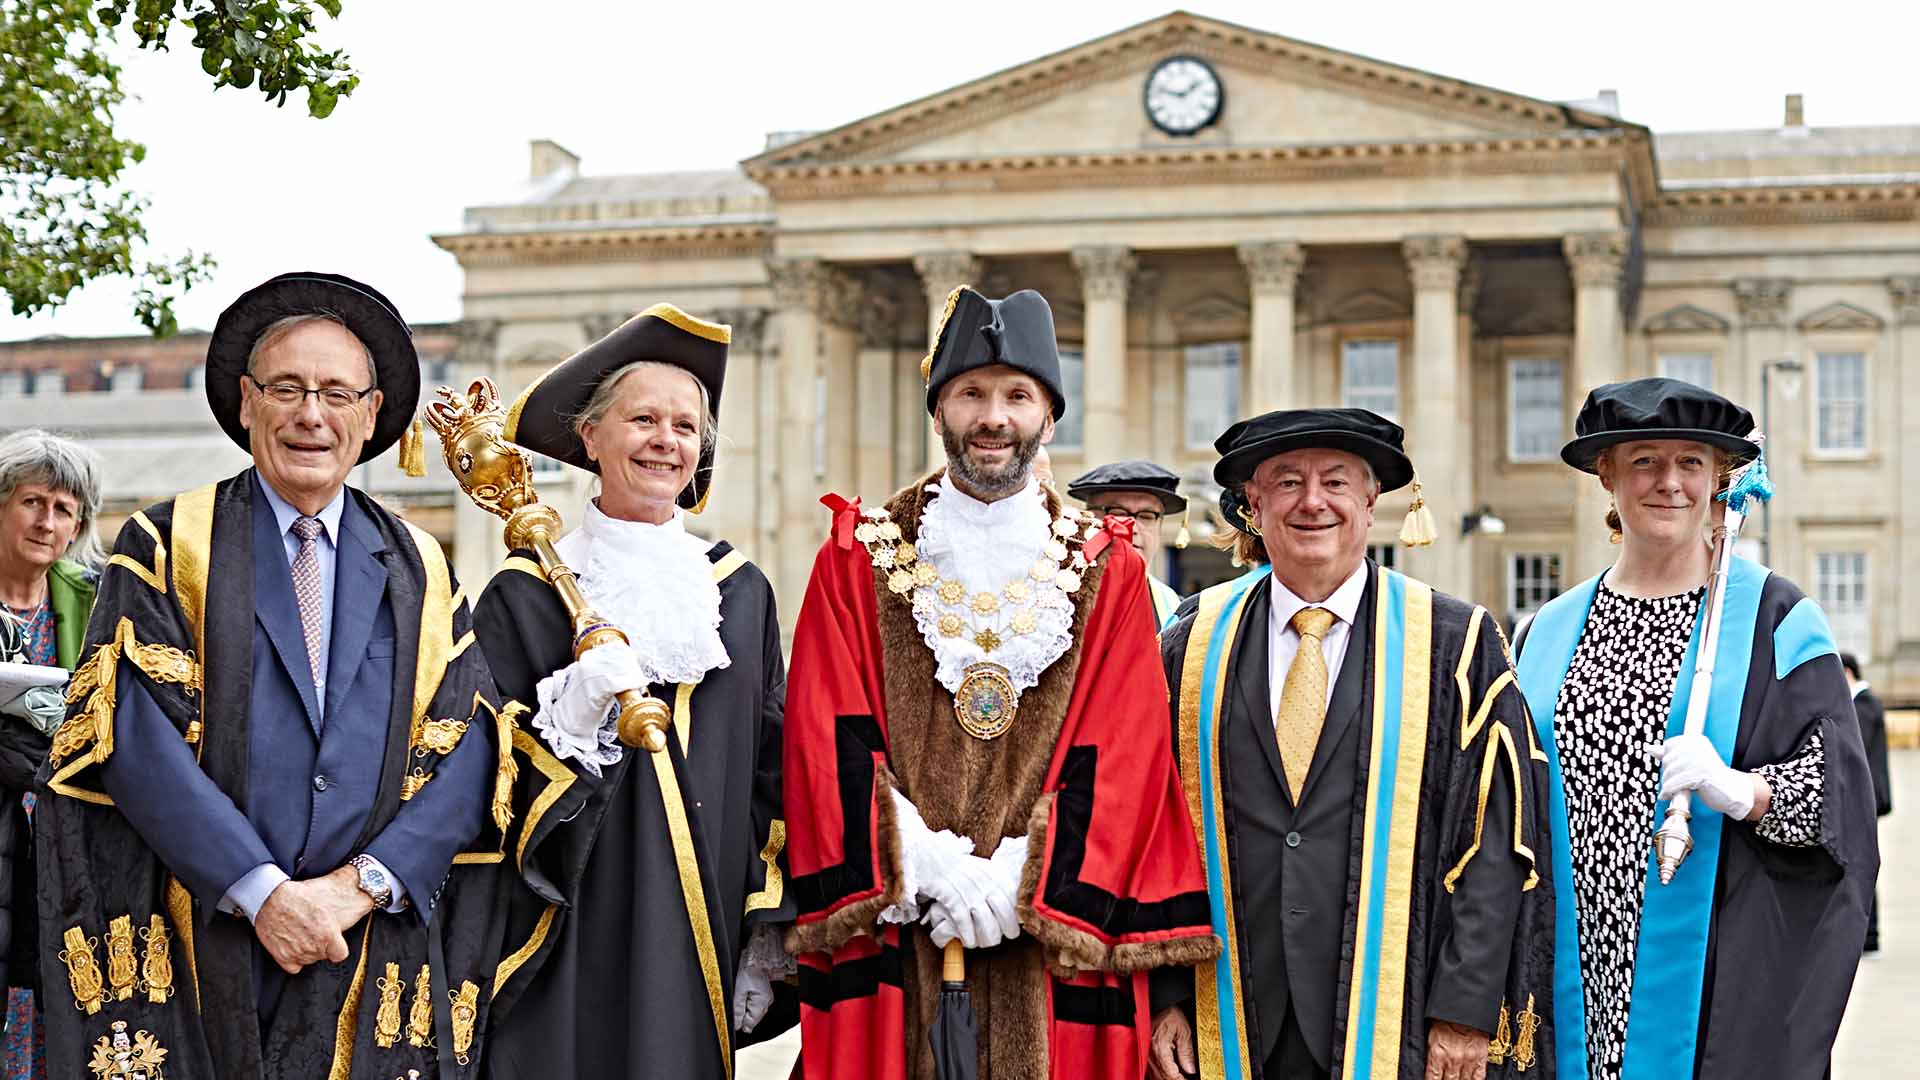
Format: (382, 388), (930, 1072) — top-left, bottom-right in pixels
(0, 428), (104, 1080)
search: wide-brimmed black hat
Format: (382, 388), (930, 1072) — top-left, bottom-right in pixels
(504, 303), (729, 511)
(206, 272), (418, 463)
(1213, 408), (1414, 493)
(1560, 377), (1758, 474)
(1066, 460), (1187, 514)
(923, 287), (1065, 419)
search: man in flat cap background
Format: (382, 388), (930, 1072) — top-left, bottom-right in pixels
(1154, 408), (1555, 1080)
(37, 272), (513, 1078)
(1066, 459), (1187, 630)
(783, 286), (1216, 1080)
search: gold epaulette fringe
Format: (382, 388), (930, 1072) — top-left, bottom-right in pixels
(54, 618), (200, 765)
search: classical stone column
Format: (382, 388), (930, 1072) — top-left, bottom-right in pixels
(1238, 240), (1305, 415)
(707, 306), (767, 557)
(820, 273), (864, 496)
(767, 257), (831, 623)
(914, 251), (983, 468)
(1733, 277), (1794, 574)
(1072, 245), (1136, 466)
(1403, 235), (1468, 594)
(1566, 231), (1629, 582)
(1888, 277), (1920, 695)
(856, 292), (901, 502)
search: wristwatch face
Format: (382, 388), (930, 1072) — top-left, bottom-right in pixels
(356, 859), (390, 904)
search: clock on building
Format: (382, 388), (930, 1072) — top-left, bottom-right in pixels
(1144, 55), (1224, 136)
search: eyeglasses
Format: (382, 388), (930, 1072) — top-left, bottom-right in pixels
(1085, 504), (1163, 524)
(247, 374), (376, 410)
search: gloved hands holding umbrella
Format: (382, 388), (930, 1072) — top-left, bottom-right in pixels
(891, 790), (1023, 948)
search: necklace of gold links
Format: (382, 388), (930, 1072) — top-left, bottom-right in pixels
(853, 505), (1096, 654)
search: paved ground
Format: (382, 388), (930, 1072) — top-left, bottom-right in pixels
(743, 750), (1916, 1078)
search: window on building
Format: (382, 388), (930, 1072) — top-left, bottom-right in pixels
(1184, 342), (1241, 448)
(0, 372), (24, 398)
(1053, 349), (1085, 449)
(109, 365), (143, 394)
(1509, 552), (1563, 621)
(1341, 340), (1398, 419)
(529, 455), (565, 476)
(1814, 352), (1867, 453)
(34, 371), (65, 396)
(1660, 352), (1714, 391)
(1815, 551), (1870, 660)
(1508, 357), (1564, 462)
(1365, 543), (1398, 570)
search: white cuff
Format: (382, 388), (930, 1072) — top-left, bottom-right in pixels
(221, 862), (290, 923)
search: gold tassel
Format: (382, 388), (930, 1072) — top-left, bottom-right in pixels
(407, 964), (434, 1047)
(1487, 1000), (1513, 1064)
(1173, 508), (1190, 550)
(1399, 475), (1437, 548)
(60, 926), (105, 1015)
(449, 980), (480, 1065)
(399, 418), (427, 477)
(493, 701), (526, 833)
(1514, 992), (1541, 1072)
(106, 915), (137, 1001)
(139, 915), (174, 1004)
(374, 962), (405, 1048)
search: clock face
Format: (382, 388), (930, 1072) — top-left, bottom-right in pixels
(1144, 56), (1223, 136)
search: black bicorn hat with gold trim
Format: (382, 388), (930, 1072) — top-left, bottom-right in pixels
(205, 271), (419, 463)
(922, 286), (1066, 419)
(503, 303), (729, 511)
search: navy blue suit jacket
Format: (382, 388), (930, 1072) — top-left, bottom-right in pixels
(100, 480), (491, 926)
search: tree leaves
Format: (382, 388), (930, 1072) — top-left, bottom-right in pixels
(1, 0), (354, 333)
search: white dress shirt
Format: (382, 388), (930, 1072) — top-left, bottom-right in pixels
(1266, 562), (1369, 721)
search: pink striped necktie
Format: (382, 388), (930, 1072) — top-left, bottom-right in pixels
(290, 516), (325, 686)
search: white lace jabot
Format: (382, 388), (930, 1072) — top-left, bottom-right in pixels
(912, 474), (1074, 695)
(552, 500), (730, 688)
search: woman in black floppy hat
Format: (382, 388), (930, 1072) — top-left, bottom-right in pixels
(1512, 377), (1877, 1080)
(471, 305), (793, 1079)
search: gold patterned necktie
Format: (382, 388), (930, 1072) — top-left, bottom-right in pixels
(1275, 606), (1336, 802)
(290, 516), (325, 686)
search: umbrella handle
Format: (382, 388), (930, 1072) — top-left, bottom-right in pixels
(943, 940), (965, 983)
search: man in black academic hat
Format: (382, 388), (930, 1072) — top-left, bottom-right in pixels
(1153, 408), (1555, 1080)
(1066, 460), (1187, 629)
(784, 286), (1216, 1080)
(37, 273), (514, 1078)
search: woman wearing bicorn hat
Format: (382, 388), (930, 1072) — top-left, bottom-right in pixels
(1512, 377), (1878, 1080)
(473, 305), (793, 1079)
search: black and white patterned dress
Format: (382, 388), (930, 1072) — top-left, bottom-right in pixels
(1551, 581), (1826, 1080)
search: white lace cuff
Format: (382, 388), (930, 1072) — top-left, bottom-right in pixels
(532, 663), (626, 778)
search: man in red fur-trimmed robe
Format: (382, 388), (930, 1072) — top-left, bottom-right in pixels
(783, 287), (1218, 1080)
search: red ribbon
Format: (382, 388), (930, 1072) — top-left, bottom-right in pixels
(1081, 513), (1136, 562)
(820, 493), (863, 549)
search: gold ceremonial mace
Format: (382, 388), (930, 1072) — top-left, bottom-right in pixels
(423, 378), (673, 753)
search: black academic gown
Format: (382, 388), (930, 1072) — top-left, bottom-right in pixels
(475, 542), (793, 1080)
(1159, 566), (1555, 1079)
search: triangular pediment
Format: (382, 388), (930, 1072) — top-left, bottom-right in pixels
(746, 11), (1627, 172)
(1327, 289), (1409, 323)
(1642, 303), (1731, 335)
(1172, 291), (1251, 325)
(1797, 301), (1883, 332)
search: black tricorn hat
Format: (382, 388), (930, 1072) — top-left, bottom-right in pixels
(206, 272), (418, 463)
(922, 287), (1065, 420)
(1213, 407), (1415, 494)
(1066, 459), (1187, 514)
(504, 303), (729, 511)
(1560, 377), (1759, 474)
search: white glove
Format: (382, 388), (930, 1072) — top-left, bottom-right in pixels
(533, 641), (645, 753)
(732, 964), (771, 1033)
(987, 834), (1029, 904)
(1652, 733), (1758, 820)
(731, 922), (791, 1033)
(923, 853), (1021, 950)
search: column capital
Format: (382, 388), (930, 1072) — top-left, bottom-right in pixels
(1072, 245), (1136, 302)
(1888, 276), (1920, 325)
(912, 251), (983, 295)
(767, 256), (832, 311)
(858, 292), (900, 349)
(1732, 277), (1793, 328)
(1561, 232), (1627, 288)
(453, 318), (500, 367)
(820, 272), (866, 331)
(710, 306), (769, 353)
(1403, 234), (1467, 291)
(1237, 240), (1305, 294)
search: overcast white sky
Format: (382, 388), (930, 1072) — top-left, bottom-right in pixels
(5, 0), (1914, 341)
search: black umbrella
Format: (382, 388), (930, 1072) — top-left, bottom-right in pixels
(929, 940), (978, 1080)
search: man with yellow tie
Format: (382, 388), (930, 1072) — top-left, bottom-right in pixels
(1151, 409), (1556, 1080)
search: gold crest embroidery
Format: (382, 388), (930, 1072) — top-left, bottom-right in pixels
(449, 980), (479, 1064)
(60, 926), (106, 1014)
(139, 915), (173, 1004)
(415, 718), (467, 756)
(374, 962), (405, 1048)
(105, 915), (137, 1001)
(407, 965), (434, 1047)
(88, 1019), (168, 1079)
